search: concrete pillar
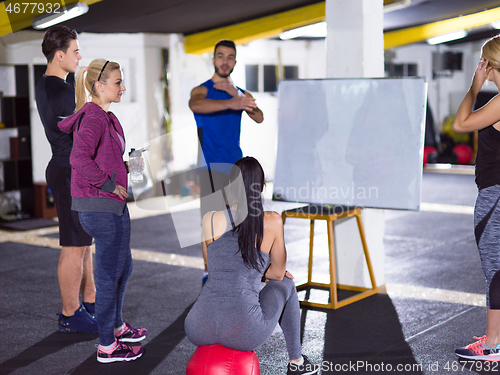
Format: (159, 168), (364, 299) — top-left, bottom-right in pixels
(326, 0), (384, 78)
(325, 0), (386, 287)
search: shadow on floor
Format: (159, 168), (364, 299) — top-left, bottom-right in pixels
(310, 293), (422, 375)
(68, 303), (194, 375)
(0, 332), (98, 375)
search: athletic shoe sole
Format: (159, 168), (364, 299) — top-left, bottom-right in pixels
(58, 323), (98, 333)
(456, 352), (500, 361)
(97, 351), (143, 363)
(58, 325), (98, 333)
(115, 323), (147, 343)
(118, 336), (146, 343)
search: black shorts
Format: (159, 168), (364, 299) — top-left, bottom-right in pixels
(46, 162), (92, 247)
(198, 169), (230, 219)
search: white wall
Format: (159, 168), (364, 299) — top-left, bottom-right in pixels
(143, 34), (170, 183)
(167, 33), (207, 175)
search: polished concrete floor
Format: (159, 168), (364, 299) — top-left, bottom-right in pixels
(0, 172), (493, 374)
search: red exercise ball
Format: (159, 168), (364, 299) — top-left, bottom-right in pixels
(186, 345), (260, 375)
(452, 144), (473, 165)
(423, 146), (437, 166)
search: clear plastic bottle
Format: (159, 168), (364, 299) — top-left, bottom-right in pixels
(129, 148), (143, 183)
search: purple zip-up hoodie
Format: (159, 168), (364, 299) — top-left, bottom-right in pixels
(58, 102), (127, 216)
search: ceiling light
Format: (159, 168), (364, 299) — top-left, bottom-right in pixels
(32, 2), (89, 30)
(279, 22), (327, 40)
(384, 0), (430, 13)
(426, 30), (467, 45)
(384, 0), (411, 13)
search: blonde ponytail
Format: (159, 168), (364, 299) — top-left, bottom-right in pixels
(482, 35), (500, 71)
(74, 58), (121, 111)
(75, 66), (87, 111)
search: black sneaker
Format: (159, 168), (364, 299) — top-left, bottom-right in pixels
(58, 304), (98, 333)
(287, 355), (319, 375)
(83, 302), (96, 319)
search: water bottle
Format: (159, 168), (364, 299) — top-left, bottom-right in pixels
(129, 148), (143, 184)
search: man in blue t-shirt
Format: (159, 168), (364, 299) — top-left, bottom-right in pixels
(189, 39), (263, 280)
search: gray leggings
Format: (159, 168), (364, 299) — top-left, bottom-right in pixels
(185, 276), (302, 360)
(475, 185), (500, 309)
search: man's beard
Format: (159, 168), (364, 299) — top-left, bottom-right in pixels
(215, 65), (233, 78)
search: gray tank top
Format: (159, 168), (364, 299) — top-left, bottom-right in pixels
(200, 209), (270, 302)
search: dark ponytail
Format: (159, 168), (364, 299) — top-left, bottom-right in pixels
(229, 157), (265, 271)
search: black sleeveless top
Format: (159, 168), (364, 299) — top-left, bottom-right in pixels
(475, 125), (500, 190)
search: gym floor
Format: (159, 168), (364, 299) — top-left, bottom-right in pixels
(0, 172), (492, 374)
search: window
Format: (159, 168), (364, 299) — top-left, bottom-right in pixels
(245, 65), (258, 92)
(385, 62), (418, 77)
(263, 65), (277, 92)
(284, 66), (299, 80)
(246, 64), (299, 93)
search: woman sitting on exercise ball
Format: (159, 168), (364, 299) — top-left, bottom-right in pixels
(185, 156), (318, 375)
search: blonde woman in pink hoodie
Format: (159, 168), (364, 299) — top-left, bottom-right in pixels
(59, 58), (146, 364)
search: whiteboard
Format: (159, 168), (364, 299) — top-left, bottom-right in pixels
(273, 78), (428, 210)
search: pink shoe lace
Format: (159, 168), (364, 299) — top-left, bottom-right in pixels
(463, 336), (487, 354)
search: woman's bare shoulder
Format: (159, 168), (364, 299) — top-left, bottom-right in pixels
(202, 210), (227, 242)
(263, 211), (283, 227)
(202, 210), (226, 226)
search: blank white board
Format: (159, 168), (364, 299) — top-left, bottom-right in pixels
(273, 78), (428, 210)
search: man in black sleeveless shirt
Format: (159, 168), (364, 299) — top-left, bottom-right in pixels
(35, 26), (97, 333)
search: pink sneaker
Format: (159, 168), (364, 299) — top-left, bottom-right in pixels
(455, 336), (500, 361)
(115, 322), (148, 343)
(97, 340), (143, 363)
